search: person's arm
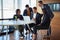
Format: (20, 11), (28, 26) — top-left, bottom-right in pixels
(13, 15), (15, 20)
(37, 15), (48, 26)
(23, 10), (26, 16)
(21, 15), (24, 20)
(45, 4), (54, 19)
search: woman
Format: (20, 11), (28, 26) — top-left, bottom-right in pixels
(13, 9), (24, 38)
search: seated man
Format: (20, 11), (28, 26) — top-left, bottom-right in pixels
(30, 7), (43, 26)
(13, 9), (24, 38)
(32, 8), (51, 40)
(23, 4), (33, 19)
(28, 7), (43, 33)
(23, 5), (33, 33)
(24, 7), (43, 34)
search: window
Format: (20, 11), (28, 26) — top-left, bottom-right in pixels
(0, 0), (1, 19)
(20, 0), (30, 15)
(3, 0), (15, 18)
(48, 3), (60, 11)
(0, 0), (37, 19)
(30, 0), (36, 8)
(20, 0), (36, 15)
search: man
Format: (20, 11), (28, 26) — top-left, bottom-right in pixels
(23, 4), (33, 19)
(33, 1), (54, 40)
(38, 1), (54, 36)
(31, 7), (43, 25)
(31, 7), (43, 39)
(23, 5), (33, 33)
(32, 8), (51, 40)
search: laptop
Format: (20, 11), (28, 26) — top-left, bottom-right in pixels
(23, 16), (30, 21)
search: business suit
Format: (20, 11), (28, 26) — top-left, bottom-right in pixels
(42, 4), (54, 35)
(31, 12), (43, 25)
(23, 7), (33, 31)
(43, 4), (54, 19)
(33, 13), (51, 34)
(29, 12), (43, 32)
(23, 7), (33, 19)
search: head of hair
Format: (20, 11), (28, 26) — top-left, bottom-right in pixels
(42, 8), (47, 14)
(33, 7), (37, 10)
(16, 9), (20, 14)
(38, 1), (43, 4)
(25, 4), (29, 7)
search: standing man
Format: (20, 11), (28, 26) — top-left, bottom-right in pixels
(38, 1), (54, 36)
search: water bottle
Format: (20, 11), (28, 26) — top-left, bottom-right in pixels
(15, 16), (17, 21)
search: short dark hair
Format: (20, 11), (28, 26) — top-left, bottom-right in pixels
(25, 4), (29, 7)
(16, 9), (20, 14)
(38, 1), (43, 4)
(33, 7), (37, 10)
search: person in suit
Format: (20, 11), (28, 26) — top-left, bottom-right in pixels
(32, 8), (51, 40)
(38, 1), (54, 36)
(28, 7), (43, 33)
(23, 4), (33, 19)
(23, 5), (33, 33)
(25, 7), (43, 34)
(13, 9), (24, 38)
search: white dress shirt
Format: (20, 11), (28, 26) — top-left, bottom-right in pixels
(33, 13), (37, 19)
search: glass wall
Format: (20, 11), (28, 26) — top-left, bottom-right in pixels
(0, 0), (1, 19)
(48, 3), (60, 11)
(0, 0), (36, 18)
(0, 0), (36, 30)
(3, 0), (15, 18)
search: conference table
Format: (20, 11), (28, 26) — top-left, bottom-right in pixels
(0, 20), (35, 40)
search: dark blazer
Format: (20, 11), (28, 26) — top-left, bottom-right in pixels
(43, 4), (54, 19)
(23, 7), (33, 19)
(31, 12), (43, 25)
(41, 13), (51, 29)
(13, 15), (24, 20)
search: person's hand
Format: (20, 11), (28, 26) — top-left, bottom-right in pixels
(37, 24), (41, 26)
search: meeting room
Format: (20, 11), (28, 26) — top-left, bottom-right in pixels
(0, 0), (60, 40)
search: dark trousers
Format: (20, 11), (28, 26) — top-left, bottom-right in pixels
(33, 25), (49, 34)
(47, 26), (51, 36)
(24, 23), (35, 31)
(18, 25), (24, 36)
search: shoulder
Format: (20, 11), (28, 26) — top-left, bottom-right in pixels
(29, 7), (32, 9)
(37, 12), (43, 17)
(20, 15), (23, 16)
(37, 12), (43, 15)
(44, 4), (48, 6)
(44, 4), (50, 8)
(29, 7), (32, 11)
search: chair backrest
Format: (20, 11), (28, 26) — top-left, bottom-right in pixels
(23, 16), (30, 21)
